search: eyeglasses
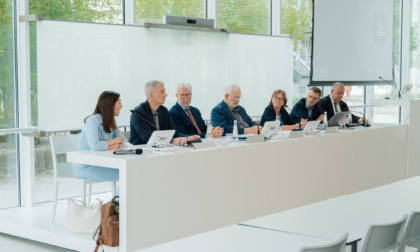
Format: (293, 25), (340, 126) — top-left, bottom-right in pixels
(307, 95), (320, 101)
(179, 94), (192, 98)
(232, 96), (241, 100)
(273, 97), (284, 102)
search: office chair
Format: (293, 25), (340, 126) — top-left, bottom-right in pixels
(300, 233), (348, 252)
(50, 134), (116, 224)
(398, 211), (420, 252)
(360, 215), (407, 252)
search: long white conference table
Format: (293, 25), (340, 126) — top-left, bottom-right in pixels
(67, 125), (408, 251)
(140, 224), (332, 252)
(242, 176), (420, 251)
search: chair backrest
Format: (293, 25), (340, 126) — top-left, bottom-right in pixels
(360, 215), (407, 252)
(300, 233), (348, 252)
(398, 211), (420, 252)
(50, 134), (80, 178)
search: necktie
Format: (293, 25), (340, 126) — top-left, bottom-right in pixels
(334, 103), (339, 113)
(153, 112), (160, 131)
(308, 107), (313, 120)
(186, 108), (202, 134)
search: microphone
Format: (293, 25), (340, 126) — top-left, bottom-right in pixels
(285, 105), (303, 131)
(379, 76), (401, 98)
(130, 110), (157, 130)
(113, 149), (143, 155)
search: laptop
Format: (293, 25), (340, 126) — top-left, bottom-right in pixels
(147, 130), (175, 147)
(303, 120), (320, 135)
(260, 121), (281, 137)
(328, 112), (349, 127)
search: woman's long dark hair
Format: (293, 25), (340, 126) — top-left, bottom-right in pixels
(84, 91), (120, 133)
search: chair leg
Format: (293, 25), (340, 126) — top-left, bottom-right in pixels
(87, 183), (92, 207)
(81, 181), (86, 206)
(51, 178), (59, 224)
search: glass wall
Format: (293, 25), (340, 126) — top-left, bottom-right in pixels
(136, 0), (205, 23)
(410, 0), (420, 98)
(0, 0), (18, 209)
(217, 0), (270, 35)
(28, 0), (123, 204)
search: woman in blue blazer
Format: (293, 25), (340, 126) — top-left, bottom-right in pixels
(72, 91), (126, 182)
(261, 90), (307, 130)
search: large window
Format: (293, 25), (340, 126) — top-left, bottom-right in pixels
(136, 0), (205, 23)
(410, 0), (420, 98)
(217, 0), (270, 35)
(28, 0), (122, 24)
(0, 0), (18, 209)
(27, 0), (123, 204)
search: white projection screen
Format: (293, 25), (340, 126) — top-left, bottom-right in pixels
(310, 0), (394, 85)
(36, 21), (293, 132)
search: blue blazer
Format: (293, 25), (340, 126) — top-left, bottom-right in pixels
(290, 98), (322, 123)
(130, 100), (184, 145)
(210, 100), (256, 134)
(169, 103), (207, 138)
(260, 105), (295, 127)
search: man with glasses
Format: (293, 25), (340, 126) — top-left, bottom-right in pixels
(317, 82), (369, 124)
(211, 84), (261, 134)
(169, 83), (223, 138)
(290, 87), (324, 123)
(130, 80), (199, 145)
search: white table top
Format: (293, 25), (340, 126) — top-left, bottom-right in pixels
(242, 177), (420, 242)
(139, 224), (331, 252)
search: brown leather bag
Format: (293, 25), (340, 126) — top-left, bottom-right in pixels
(93, 196), (119, 252)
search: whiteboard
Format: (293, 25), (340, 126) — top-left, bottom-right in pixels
(37, 21), (293, 131)
(311, 0), (394, 84)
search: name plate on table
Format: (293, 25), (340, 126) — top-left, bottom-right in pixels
(325, 126), (339, 134)
(289, 131), (303, 138)
(246, 135), (265, 143)
(193, 141), (217, 149)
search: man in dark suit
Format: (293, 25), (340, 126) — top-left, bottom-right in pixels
(291, 87), (324, 123)
(211, 84), (262, 134)
(169, 83), (223, 138)
(130, 80), (199, 145)
(317, 82), (369, 124)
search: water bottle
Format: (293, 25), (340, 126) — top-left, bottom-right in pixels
(323, 112), (328, 130)
(206, 122), (212, 139)
(233, 120), (238, 141)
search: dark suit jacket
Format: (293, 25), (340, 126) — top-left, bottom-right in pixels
(317, 95), (360, 123)
(130, 100), (184, 145)
(260, 105), (295, 127)
(210, 100), (256, 134)
(169, 103), (207, 138)
(290, 98), (322, 123)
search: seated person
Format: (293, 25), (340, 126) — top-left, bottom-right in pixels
(130, 80), (199, 145)
(72, 91), (125, 182)
(317, 82), (369, 124)
(211, 84), (262, 135)
(261, 89), (308, 130)
(291, 87), (324, 123)
(169, 83), (223, 138)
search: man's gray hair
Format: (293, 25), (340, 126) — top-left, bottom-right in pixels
(177, 83), (192, 93)
(224, 84), (241, 95)
(331, 82), (344, 91)
(145, 80), (164, 98)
